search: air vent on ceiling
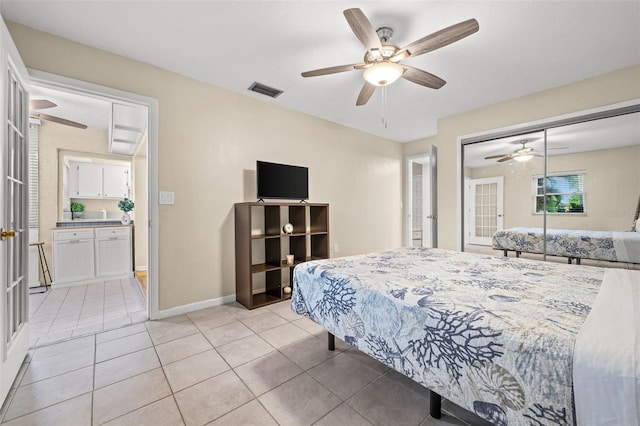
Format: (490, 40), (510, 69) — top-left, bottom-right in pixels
(248, 82), (283, 98)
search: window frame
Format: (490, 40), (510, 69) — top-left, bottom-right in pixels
(532, 170), (587, 215)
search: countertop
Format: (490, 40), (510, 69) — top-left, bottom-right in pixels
(53, 220), (133, 229)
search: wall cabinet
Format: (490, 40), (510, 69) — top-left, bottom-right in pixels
(76, 163), (103, 198)
(235, 202), (329, 309)
(102, 165), (129, 198)
(69, 162), (130, 199)
(52, 226), (132, 285)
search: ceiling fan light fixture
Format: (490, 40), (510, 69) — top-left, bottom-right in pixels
(363, 61), (404, 86)
(513, 154), (534, 162)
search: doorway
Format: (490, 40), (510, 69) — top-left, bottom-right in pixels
(405, 146), (438, 248)
(25, 70), (159, 341)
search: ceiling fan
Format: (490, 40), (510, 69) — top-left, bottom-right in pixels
(484, 140), (544, 163)
(301, 8), (479, 106)
(30, 99), (87, 129)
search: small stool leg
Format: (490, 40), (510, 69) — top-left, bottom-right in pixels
(37, 246), (47, 290)
(37, 245), (52, 286)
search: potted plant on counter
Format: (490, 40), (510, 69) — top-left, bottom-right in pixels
(71, 202), (85, 220)
(118, 197), (134, 225)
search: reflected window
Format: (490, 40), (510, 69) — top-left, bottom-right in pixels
(533, 172), (586, 214)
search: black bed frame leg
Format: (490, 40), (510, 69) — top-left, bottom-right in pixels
(503, 249), (508, 257)
(576, 258), (581, 265)
(327, 332), (335, 351)
(430, 391), (442, 419)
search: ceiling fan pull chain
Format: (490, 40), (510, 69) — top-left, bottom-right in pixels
(381, 85), (388, 128)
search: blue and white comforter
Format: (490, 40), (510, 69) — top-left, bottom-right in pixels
(492, 227), (640, 263)
(292, 247), (604, 425)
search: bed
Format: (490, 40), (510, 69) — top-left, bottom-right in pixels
(291, 247), (639, 425)
(492, 227), (640, 264)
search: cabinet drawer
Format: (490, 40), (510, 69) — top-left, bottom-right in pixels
(95, 227), (130, 238)
(53, 228), (94, 241)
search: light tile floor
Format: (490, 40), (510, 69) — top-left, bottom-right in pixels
(28, 278), (148, 348)
(0, 300), (491, 426)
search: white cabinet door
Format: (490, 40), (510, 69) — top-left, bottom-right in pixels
(53, 239), (95, 283)
(76, 163), (103, 198)
(95, 227), (131, 277)
(102, 165), (129, 199)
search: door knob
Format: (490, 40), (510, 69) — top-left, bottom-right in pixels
(1, 228), (16, 240)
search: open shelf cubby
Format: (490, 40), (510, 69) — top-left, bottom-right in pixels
(235, 202), (330, 309)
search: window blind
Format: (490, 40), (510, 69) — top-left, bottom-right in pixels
(28, 122), (39, 228)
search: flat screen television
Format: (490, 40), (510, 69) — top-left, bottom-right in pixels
(257, 161), (308, 201)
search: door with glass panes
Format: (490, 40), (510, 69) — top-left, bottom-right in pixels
(0, 17), (30, 405)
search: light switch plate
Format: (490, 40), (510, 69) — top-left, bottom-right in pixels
(159, 191), (175, 205)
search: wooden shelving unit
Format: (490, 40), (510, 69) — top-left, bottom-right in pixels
(235, 202), (330, 309)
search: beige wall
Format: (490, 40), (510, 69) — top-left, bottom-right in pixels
(8, 22), (403, 310)
(404, 65), (640, 249)
(469, 145), (640, 232)
(38, 121), (132, 277)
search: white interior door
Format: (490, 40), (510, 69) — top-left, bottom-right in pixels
(467, 176), (504, 246)
(406, 146), (438, 248)
(0, 17), (30, 405)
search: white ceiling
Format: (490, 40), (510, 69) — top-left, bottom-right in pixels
(2, 1), (639, 142)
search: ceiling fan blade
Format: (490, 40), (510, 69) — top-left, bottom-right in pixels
(401, 65), (446, 89)
(32, 112), (87, 129)
(391, 18), (479, 61)
(343, 8), (382, 52)
(356, 82), (376, 106)
(497, 156), (513, 163)
(484, 153), (509, 160)
(301, 64), (363, 78)
(30, 99), (57, 110)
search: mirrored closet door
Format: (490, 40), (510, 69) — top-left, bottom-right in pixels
(462, 109), (640, 266)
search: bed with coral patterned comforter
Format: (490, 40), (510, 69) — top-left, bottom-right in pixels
(291, 247), (607, 425)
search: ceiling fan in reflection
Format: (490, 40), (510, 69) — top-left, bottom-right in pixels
(484, 140), (544, 163)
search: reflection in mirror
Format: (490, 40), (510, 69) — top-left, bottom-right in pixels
(463, 111), (639, 268)
(545, 112), (640, 266)
(463, 131), (546, 256)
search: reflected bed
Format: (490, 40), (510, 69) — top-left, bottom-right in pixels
(492, 227), (640, 264)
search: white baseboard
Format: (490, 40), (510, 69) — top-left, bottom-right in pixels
(154, 294), (237, 319)
(51, 273), (134, 289)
